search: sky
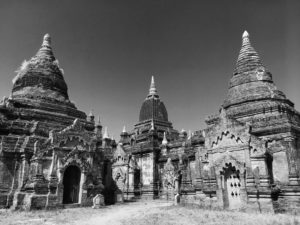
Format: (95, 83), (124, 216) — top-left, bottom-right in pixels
(0, 0), (299, 140)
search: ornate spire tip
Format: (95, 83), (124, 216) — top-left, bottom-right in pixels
(242, 30), (249, 38)
(149, 75), (157, 96)
(162, 132), (168, 145)
(97, 116), (101, 125)
(42, 33), (51, 47)
(103, 126), (109, 139)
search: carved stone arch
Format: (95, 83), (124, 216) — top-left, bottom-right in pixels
(213, 154), (246, 174)
(60, 154), (91, 179)
(213, 154), (246, 210)
(265, 150), (274, 184)
(60, 160), (82, 179)
(62, 164), (82, 204)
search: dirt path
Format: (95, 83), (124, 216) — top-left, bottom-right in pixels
(78, 201), (172, 225)
(0, 201), (172, 225)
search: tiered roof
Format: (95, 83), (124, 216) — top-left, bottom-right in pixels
(12, 34), (69, 103)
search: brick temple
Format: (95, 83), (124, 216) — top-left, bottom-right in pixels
(1, 31), (300, 213)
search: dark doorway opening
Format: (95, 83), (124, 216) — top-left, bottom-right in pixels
(63, 165), (81, 204)
(134, 169), (141, 196)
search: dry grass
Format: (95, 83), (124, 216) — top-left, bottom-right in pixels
(122, 204), (300, 225)
(0, 201), (300, 225)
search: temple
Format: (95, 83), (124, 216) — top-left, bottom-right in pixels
(1, 31), (300, 213)
(0, 34), (114, 209)
(112, 31), (300, 213)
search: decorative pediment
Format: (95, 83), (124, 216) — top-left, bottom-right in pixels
(211, 130), (244, 149)
(207, 110), (250, 149)
(49, 119), (95, 149)
(113, 144), (127, 164)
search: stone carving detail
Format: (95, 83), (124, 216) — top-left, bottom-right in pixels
(162, 158), (176, 191)
(61, 146), (92, 173)
(51, 119), (95, 148)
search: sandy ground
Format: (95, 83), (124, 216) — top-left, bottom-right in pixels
(1, 200), (300, 225)
(76, 201), (172, 225)
(0, 201), (172, 225)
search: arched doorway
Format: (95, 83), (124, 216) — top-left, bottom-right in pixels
(220, 163), (242, 210)
(134, 169), (141, 197)
(63, 165), (81, 204)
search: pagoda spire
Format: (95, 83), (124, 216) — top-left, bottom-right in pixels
(122, 126), (126, 133)
(162, 132), (168, 145)
(42, 34), (51, 48)
(148, 76), (158, 96)
(96, 116), (101, 126)
(103, 127), (110, 139)
(36, 34), (55, 60)
(234, 30), (264, 75)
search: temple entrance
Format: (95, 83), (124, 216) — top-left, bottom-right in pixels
(221, 163), (242, 210)
(63, 165), (81, 204)
(133, 169), (141, 196)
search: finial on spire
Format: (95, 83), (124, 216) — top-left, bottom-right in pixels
(234, 30), (263, 75)
(122, 126), (126, 133)
(103, 127), (110, 139)
(162, 132), (168, 145)
(241, 30), (251, 47)
(96, 115), (101, 126)
(242, 30), (249, 38)
(36, 33), (55, 60)
(42, 34), (51, 48)
(149, 76), (157, 96)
